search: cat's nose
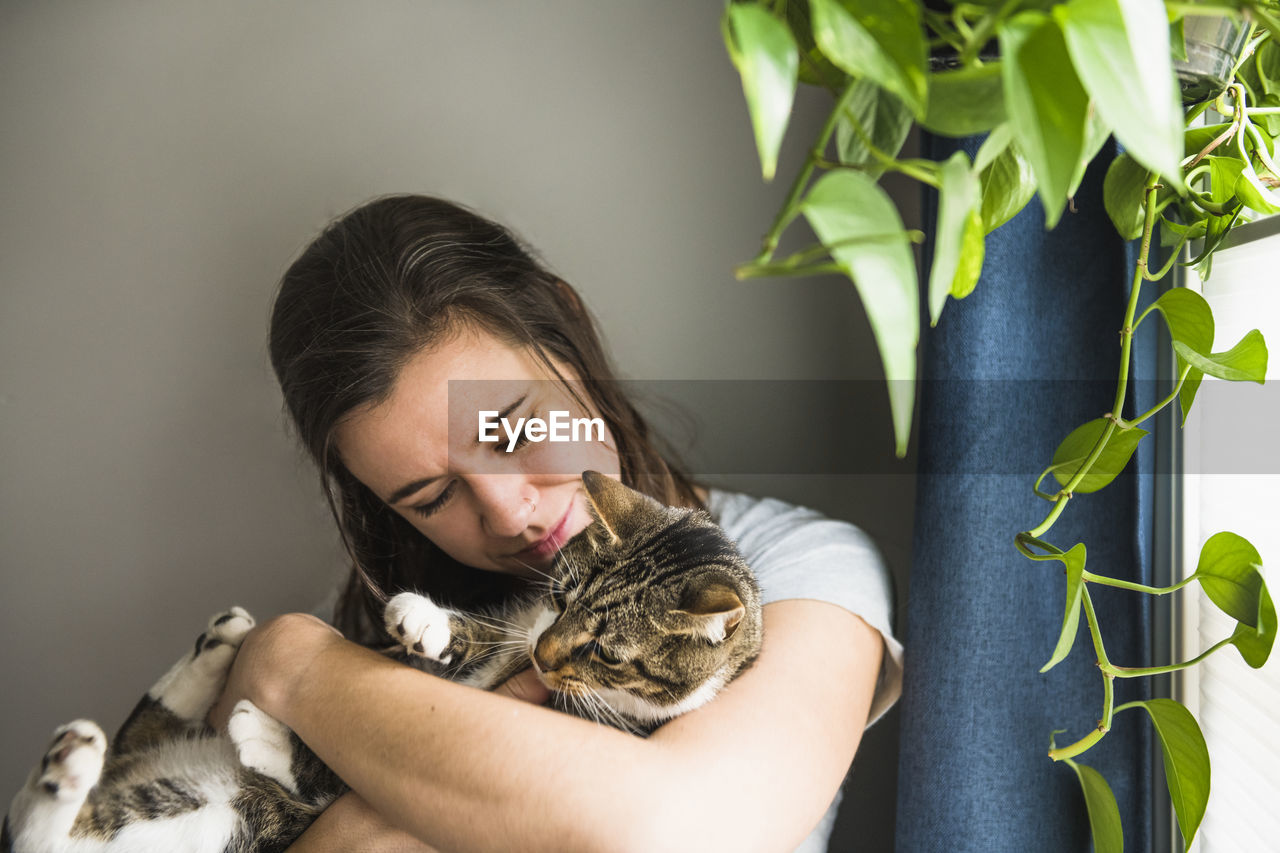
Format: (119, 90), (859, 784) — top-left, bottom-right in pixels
(533, 635), (568, 673)
(532, 639), (556, 672)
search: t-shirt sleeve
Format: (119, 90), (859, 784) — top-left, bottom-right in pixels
(710, 490), (904, 726)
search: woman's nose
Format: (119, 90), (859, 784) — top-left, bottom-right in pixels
(470, 477), (537, 538)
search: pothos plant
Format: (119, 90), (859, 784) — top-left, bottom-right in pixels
(722, 0), (1279, 849)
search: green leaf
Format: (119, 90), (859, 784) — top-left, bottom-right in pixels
(1170, 16), (1188, 62)
(1103, 153), (1151, 240)
(801, 171), (918, 456)
(979, 139), (1038, 233)
(975, 123), (1014, 172)
(1068, 107), (1112, 202)
(1040, 543), (1088, 673)
(928, 151), (985, 325)
(1172, 329), (1268, 383)
(1256, 39), (1280, 95)
(1071, 762), (1125, 853)
(1160, 217), (1207, 245)
(1194, 531), (1276, 668)
(834, 77), (913, 179)
(1125, 699), (1209, 851)
(999, 12), (1092, 228)
(724, 4), (799, 181)
(1258, 94), (1280, 138)
(784, 0), (847, 89)
(1196, 531), (1265, 624)
(1235, 163), (1280, 215)
(921, 64), (1006, 137)
(1056, 0), (1185, 190)
(809, 0), (927, 118)
(1151, 288), (1215, 355)
(1208, 155), (1244, 206)
(1230, 576), (1276, 668)
(1050, 419), (1148, 493)
(1149, 288), (1214, 423)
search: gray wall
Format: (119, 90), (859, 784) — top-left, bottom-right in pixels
(0, 3), (915, 849)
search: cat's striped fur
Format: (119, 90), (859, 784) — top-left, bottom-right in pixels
(4, 472), (761, 851)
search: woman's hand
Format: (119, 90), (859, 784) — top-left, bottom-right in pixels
(208, 612), (344, 732)
(491, 666), (551, 705)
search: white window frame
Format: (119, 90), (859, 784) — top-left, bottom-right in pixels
(1171, 214), (1280, 853)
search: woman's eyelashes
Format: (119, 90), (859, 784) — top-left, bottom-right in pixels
(410, 413), (537, 519)
(411, 480), (457, 519)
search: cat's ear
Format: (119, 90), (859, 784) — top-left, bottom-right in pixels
(580, 470), (661, 542)
(671, 581), (745, 644)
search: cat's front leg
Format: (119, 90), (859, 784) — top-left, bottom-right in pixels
(4, 720), (107, 850)
(384, 592), (457, 664)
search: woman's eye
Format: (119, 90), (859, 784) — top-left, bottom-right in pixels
(411, 481), (457, 519)
(494, 411), (536, 453)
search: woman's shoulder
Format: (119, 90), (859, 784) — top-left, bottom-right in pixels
(703, 487), (882, 568)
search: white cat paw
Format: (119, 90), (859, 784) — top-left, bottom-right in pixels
(36, 720), (106, 802)
(190, 606), (255, 676)
(208, 606), (255, 646)
(385, 592), (454, 663)
(149, 606), (256, 722)
(228, 700), (297, 793)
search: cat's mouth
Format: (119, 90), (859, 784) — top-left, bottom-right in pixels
(538, 669), (589, 695)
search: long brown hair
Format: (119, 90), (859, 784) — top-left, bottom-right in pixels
(268, 195), (701, 639)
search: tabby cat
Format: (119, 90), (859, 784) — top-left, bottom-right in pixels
(3, 471), (761, 853)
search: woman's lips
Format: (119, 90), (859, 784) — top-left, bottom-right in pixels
(512, 503), (575, 561)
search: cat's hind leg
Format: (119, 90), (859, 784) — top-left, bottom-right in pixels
(4, 720), (107, 847)
(112, 606), (255, 756)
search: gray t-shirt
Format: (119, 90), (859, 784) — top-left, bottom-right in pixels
(705, 488), (902, 853)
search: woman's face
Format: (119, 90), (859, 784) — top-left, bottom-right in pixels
(335, 323), (622, 579)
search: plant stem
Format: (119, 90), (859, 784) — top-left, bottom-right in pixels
(957, 0), (1019, 66)
(1080, 570), (1198, 596)
(1027, 177), (1158, 542)
(734, 262), (846, 280)
(1048, 589), (1115, 761)
(1115, 366), (1189, 427)
(752, 80), (861, 264)
(1142, 233), (1192, 281)
(1105, 637), (1236, 677)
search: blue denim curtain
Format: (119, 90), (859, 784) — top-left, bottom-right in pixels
(894, 134), (1154, 851)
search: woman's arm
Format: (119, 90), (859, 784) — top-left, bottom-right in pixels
(217, 601), (882, 853)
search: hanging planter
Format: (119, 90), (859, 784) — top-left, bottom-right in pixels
(1175, 15), (1252, 103)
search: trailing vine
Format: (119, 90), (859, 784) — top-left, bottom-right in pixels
(724, 0), (1278, 849)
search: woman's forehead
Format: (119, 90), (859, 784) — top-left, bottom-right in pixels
(333, 328), (576, 487)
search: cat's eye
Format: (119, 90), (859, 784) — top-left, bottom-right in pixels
(573, 639), (622, 665)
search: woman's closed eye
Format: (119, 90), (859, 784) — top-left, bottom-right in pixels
(411, 480), (457, 519)
(410, 411), (537, 519)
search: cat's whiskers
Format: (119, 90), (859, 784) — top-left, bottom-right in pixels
(582, 685), (641, 736)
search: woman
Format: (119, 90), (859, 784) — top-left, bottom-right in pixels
(211, 195), (902, 852)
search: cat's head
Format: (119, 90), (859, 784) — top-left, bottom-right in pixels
(528, 471), (762, 729)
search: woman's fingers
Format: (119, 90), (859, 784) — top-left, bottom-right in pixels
(493, 667), (551, 705)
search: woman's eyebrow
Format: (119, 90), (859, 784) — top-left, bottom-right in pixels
(387, 392), (527, 505)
